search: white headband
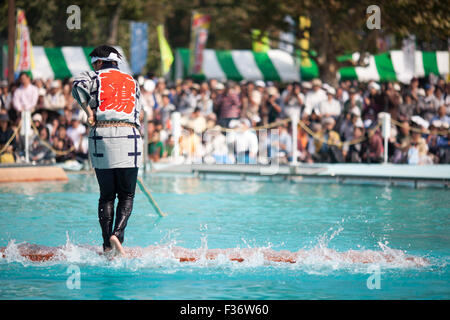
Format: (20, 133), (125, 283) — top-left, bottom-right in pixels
(91, 52), (121, 64)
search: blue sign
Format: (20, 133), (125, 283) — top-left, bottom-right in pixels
(130, 22), (148, 75)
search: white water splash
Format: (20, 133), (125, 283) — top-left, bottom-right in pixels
(0, 235), (432, 273)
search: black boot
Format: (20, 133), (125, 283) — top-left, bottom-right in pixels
(112, 197), (134, 244)
(98, 200), (114, 251)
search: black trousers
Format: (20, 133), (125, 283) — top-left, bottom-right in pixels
(94, 167), (138, 250)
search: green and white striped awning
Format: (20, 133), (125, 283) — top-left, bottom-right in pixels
(31, 46), (131, 79)
(338, 51), (449, 83)
(174, 48), (319, 83)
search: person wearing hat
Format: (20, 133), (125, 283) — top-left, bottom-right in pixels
(216, 82), (241, 128)
(0, 80), (11, 112)
(363, 81), (384, 121)
(319, 87), (341, 119)
(312, 116), (342, 163)
(303, 78), (327, 117)
(343, 87), (362, 116)
(232, 117), (258, 164)
(44, 80), (66, 111)
(71, 45), (143, 255)
(265, 86), (282, 124)
(407, 128), (432, 165)
(67, 113), (86, 151)
(343, 118), (366, 163)
(419, 84), (440, 122)
(247, 81), (264, 122)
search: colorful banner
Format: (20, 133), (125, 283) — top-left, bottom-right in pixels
(14, 9), (34, 76)
(157, 24), (174, 76)
(130, 22), (148, 75)
(189, 12), (211, 75)
(252, 29), (270, 53)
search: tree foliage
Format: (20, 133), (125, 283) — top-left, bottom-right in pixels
(0, 0), (448, 79)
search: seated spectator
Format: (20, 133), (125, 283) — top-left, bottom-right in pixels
(398, 93), (416, 122)
(363, 124), (384, 163)
(340, 110), (360, 142)
(232, 119), (258, 164)
(29, 127), (55, 164)
(44, 80), (66, 111)
(343, 87), (362, 116)
(155, 89), (175, 127)
(407, 130), (432, 165)
(53, 126), (75, 162)
(67, 115), (86, 150)
(426, 120), (442, 163)
(164, 134), (175, 158)
(313, 117), (343, 163)
(247, 81), (264, 122)
(203, 126), (228, 164)
(179, 126), (202, 162)
(0, 80), (12, 112)
(265, 86), (282, 124)
(272, 123), (292, 163)
(187, 107), (206, 135)
(362, 82), (383, 121)
(196, 86), (213, 116)
(0, 112), (16, 163)
(430, 105), (450, 125)
(148, 131), (164, 162)
(420, 84), (440, 122)
(32, 113), (44, 132)
(392, 121), (411, 163)
(297, 125), (312, 163)
(343, 121), (366, 163)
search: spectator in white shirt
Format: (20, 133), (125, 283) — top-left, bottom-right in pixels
(13, 72), (38, 112)
(44, 80), (66, 111)
(319, 87), (341, 119)
(67, 115), (86, 149)
(282, 82), (304, 120)
(303, 78), (327, 117)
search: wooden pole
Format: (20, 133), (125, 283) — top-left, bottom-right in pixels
(137, 177), (165, 217)
(7, 0), (15, 83)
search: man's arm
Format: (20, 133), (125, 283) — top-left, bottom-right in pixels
(72, 82), (95, 126)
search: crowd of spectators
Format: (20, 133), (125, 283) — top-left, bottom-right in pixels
(0, 71), (449, 166)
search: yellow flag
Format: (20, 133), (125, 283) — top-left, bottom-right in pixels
(252, 29), (270, 52)
(157, 24), (174, 75)
(299, 16), (311, 68)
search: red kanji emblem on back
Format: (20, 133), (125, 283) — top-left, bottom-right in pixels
(98, 69), (136, 114)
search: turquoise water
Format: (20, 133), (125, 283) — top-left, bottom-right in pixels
(0, 173), (449, 299)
